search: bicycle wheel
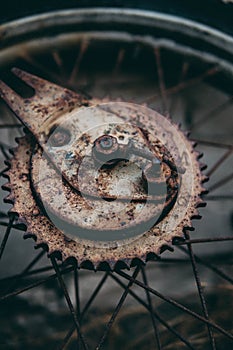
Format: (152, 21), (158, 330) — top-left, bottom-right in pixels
(0, 4), (232, 350)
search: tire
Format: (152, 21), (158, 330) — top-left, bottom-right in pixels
(0, 3), (232, 350)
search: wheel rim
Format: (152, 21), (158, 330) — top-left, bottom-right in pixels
(0, 9), (232, 350)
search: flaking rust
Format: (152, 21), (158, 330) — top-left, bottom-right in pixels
(0, 68), (206, 270)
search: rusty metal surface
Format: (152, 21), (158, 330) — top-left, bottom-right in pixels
(0, 69), (205, 269)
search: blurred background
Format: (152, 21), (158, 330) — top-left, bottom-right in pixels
(0, 1), (232, 349)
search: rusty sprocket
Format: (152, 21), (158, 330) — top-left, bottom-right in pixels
(0, 68), (206, 269)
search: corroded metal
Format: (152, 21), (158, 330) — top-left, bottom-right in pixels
(0, 69), (206, 270)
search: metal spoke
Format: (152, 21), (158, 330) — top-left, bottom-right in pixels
(174, 236), (233, 245)
(177, 245), (233, 285)
(141, 265), (162, 350)
(0, 265), (74, 301)
(113, 48), (125, 75)
(0, 143), (10, 160)
(96, 266), (141, 350)
(154, 47), (168, 112)
(4, 249), (45, 294)
(0, 211), (8, 218)
(208, 172), (233, 192)
(205, 194), (233, 200)
(0, 141), (11, 150)
(51, 256), (89, 350)
(206, 147), (233, 177)
(183, 232), (216, 350)
(0, 216), (15, 260)
(0, 123), (21, 128)
(116, 269), (233, 340)
(0, 264), (55, 284)
(74, 265), (81, 319)
(191, 97), (233, 131)
(145, 66), (220, 104)
(69, 40), (89, 84)
(0, 221), (25, 230)
(52, 51), (65, 75)
(191, 139), (232, 149)
(109, 272), (196, 350)
(58, 272), (109, 350)
(169, 61), (189, 115)
(21, 51), (62, 84)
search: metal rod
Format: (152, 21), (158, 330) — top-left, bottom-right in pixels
(116, 269), (233, 340)
(183, 232), (216, 349)
(141, 265), (162, 350)
(96, 266), (141, 349)
(110, 272), (196, 350)
(0, 216), (15, 260)
(51, 256), (88, 350)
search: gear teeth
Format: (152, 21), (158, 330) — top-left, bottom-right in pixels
(196, 151), (204, 160)
(115, 259), (131, 270)
(2, 181), (11, 191)
(97, 261), (112, 271)
(191, 209), (202, 219)
(160, 244), (174, 254)
(146, 252), (160, 262)
(131, 256), (146, 268)
(199, 162), (207, 171)
(201, 175), (209, 183)
(80, 260), (95, 270)
(4, 193), (15, 203)
(191, 140), (198, 147)
(196, 201), (207, 208)
(24, 231), (37, 240)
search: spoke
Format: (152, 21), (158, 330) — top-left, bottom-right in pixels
(110, 272), (196, 350)
(191, 139), (232, 149)
(178, 246), (233, 285)
(52, 51), (65, 75)
(0, 264), (55, 284)
(184, 233), (216, 350)
(69, 40), (89, 84)
(169, 61), (189, 115)
(116, 270), (233, 340)
(0, 141), (11, 149)
(205, 194), (233, 200)
(0, 216), (15, 260)
(58, 272), (109, 350)
(96, 266), (141, 350)
(0, 221), (25, 230)
(154, 47), (168, 112)
(81, 272), (109, 316)
(74, 265), (81, 319)
(208, 172), (233, 192)
(174, 236), (233, 245)
(141, 265), (162, 350)
(0, 144), (10, 160)
(0, 211), (8, 218)
(191, 97), (233, 131)
(0, 123), (21, 128)
(4, 249), (45, 294)
(21, 51), (62, 84)
(206, 147), (233, 177)
(145, 66), (220, 103)
(51, 256), (88, 350)
(0, 265), (74, 301)
(113, 48), (125, 75)
(158, 254), (233, 265)
(0, 169), (7, 177)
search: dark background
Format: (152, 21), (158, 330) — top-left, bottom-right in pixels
(0, 0), (232, 34)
